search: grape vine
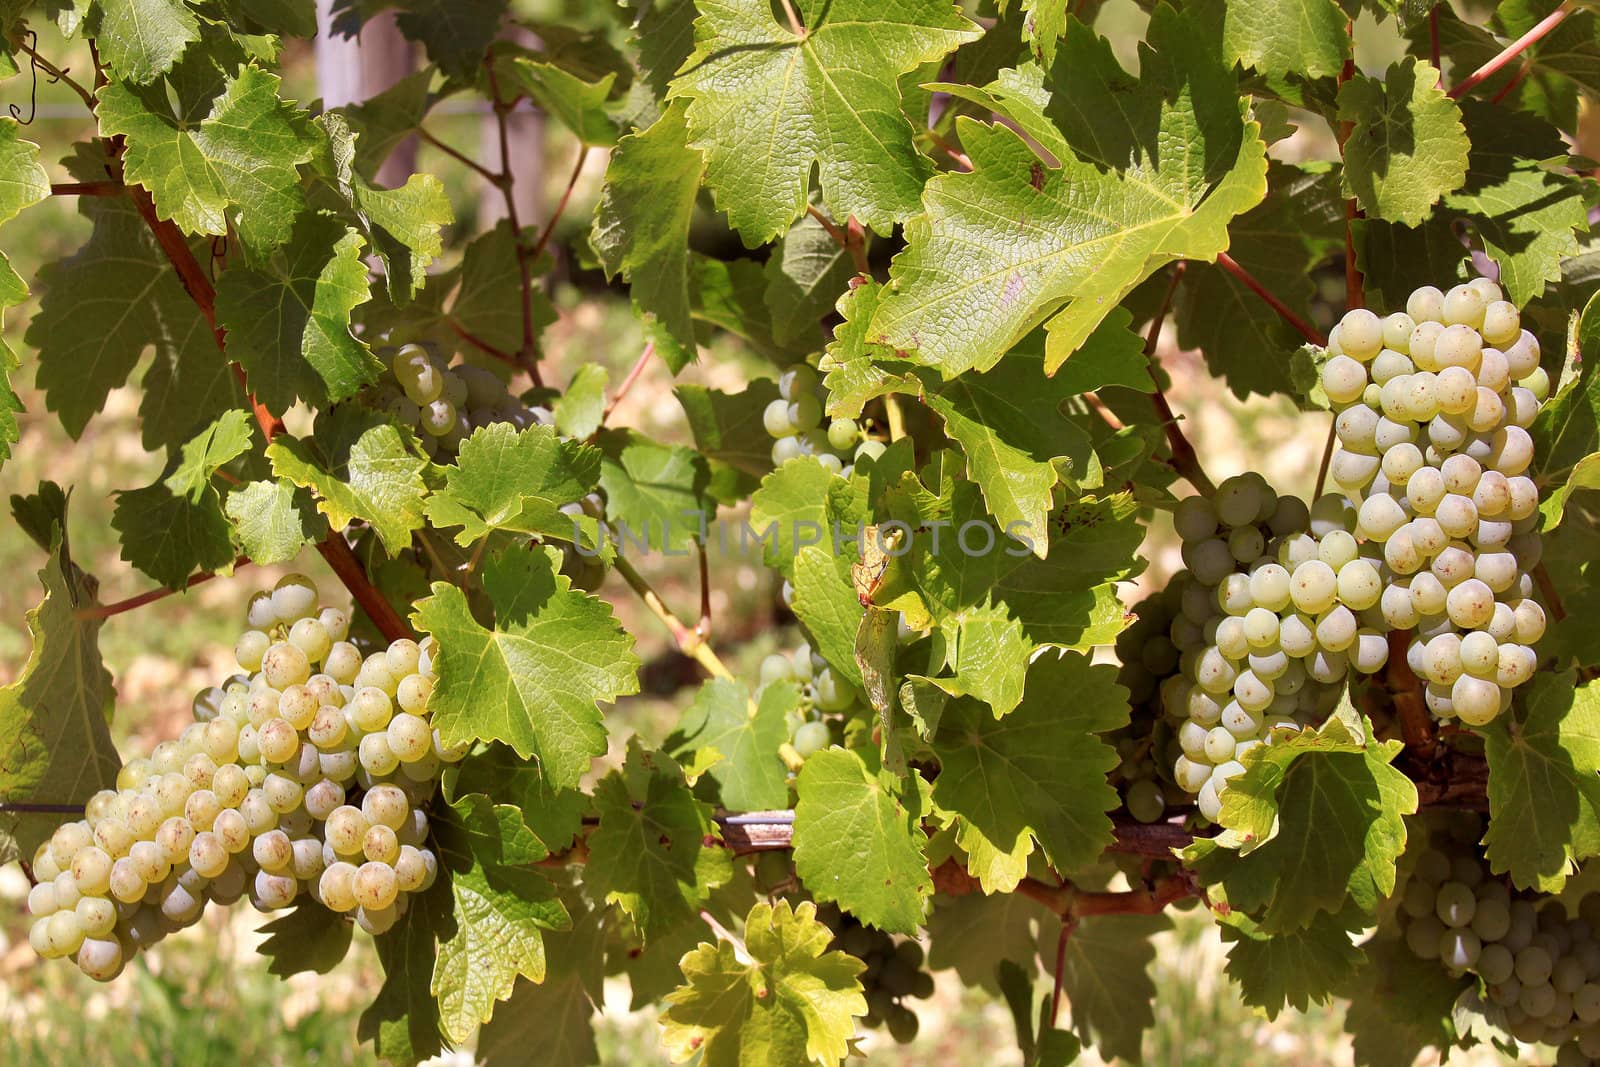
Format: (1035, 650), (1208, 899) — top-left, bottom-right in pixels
(2, 3), (1600, 1066)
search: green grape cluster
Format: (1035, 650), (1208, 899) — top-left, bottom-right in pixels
(1320, 281), (1547, 727)
(816, 904), (933, 1044)
(23, 576), (464, 981)
(369, 342), (546, 459)
(1112, 591), (1181, 824)
(1162, 476), (1368, 821)
(1398, 833), (1600, 1063)
(763, 363), (886, 474)
(761, 640), (862, 760)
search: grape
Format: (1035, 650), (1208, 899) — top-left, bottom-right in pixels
(1338, 308), (1384, 360)
(354, 862), (400, 911)
(793, 720), (831, 757)
(1290, 560), (1338, 614)
(1322, 355), (1368, 403)
(1125, 778), (1165, 823)
(1172, 496), (1219, 542)
(1356, 494), (1407, 541)
(271, 575), (320, 625)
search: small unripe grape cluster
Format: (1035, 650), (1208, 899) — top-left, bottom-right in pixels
(370, 343), (548, 460)
(1112, 592), (1181, 824)
(763, 363), (886, 474)
(1399, 835), (1600, 1062)
(1162, 474), (1389, 820)
(1319, 280), (1548, 727)
(24, 576), (463, 981)
(816, 904), (933, 1044)
(761, 639), (865, 761)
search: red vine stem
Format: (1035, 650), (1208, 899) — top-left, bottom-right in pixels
(1215, 253), (1327, 346)
(76, 557), (249, 620)
(1448, 3), (1574, 100)
(416, 127), (499, 183)
(51, 181), (121, 197)
(1387, 629), (1437, 757)
(448, 320), (520, 368)
(527, 145), (591, 264)
(1050, 920), (1076, 1027)
(1143, 262), (1215, 495)
(1534, 561), (1569, 621)
(600, 341), (654, 427)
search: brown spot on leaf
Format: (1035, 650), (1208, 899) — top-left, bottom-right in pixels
(1029, 161), (1044, 191)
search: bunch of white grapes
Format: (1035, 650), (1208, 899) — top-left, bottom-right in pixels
(1399, 836), (1600, 1063)
(1112, 591), (1181, 824)
(372, 343), (548, 459)
(1161, 475), (1370, 821)
(763, 363), (886, 474)
(1319, 279), (1548, 727)
(761, 640), (863, 761)
(23, 576), (464, 982)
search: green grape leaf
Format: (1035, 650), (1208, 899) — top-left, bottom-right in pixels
(792, 746), (932, 933)
(499, 55), (620, 146)
(586, 741), (733, 940)
(266, 406), (427, 555)
(215, 212), (381, 411)
(413, 547), (639, 788)
(431, 796), (570, 1043)
(791, 545), (865, 689)
(1341, 932), (1466, 1067)
(1218, 908), (1366, 1020)
(359, 878), (449, 1066)
(394, 0), (509, 80)
(356, 173), (452, 305)
(929, 653), (1126, 892)
(112, 410), (254, 588)
(554, 364), (608, 441)
(1045, 305), (1156, 395)
(1442, 101), (1591, 307)
(1481, 671), (1600, 892)
(748, 457), (866, 581)
(1541, 451), (1600, 529)
(591, 102), (703, 373)
(8, 481), (67, 553)
(442, 744), (587, 857)
(896, 481), (1142, 651)
(1051, 912), (1171, 1063)
(441, 221), (553, 358)
(870, 5), (1268, 376)
(918, 599), (1032, 718)
(225, 479), (323, 564)
(1184, 710), (1416, 931)
(0, 119), (48, 467)
(1207, 0), (1351, 79)
(1337, 58), (1468, 226)
(164, 409), (254, 496)
(659, 899), (866, 1067)
(341, 67), (434, 180)
(423, 423), (602, 547)
(98, 62), (317, 254)
(594, 428), (712, 554)
(675, 379), (782, 486)
(259, 903), (355, 977)
(29, 166), (240, 450)
(1176, 161), (1344, 399)
(477, 957), (600, 1067)
(764, 209), (859, 348)
(818, 279), (921, 419)
(1351, 214), (1469, 314)
(688, 254), (796, 359)
(925, 889), (1051, 994)
(668, 0), (980, 242)
(669, 678), (796, 812)
(921, 341), (1097, 550)
(224, 0), (317, 36)
(88, 0), (200, 84)
(0, 524), (119, 865)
